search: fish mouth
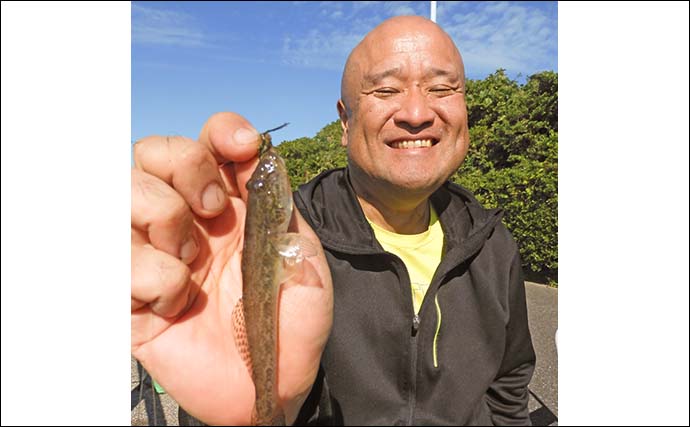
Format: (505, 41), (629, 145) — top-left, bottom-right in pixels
(386, 138), (439, 149)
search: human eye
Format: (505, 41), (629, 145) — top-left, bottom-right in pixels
(428, 85), (457, 97)
(372, 87), (399, 98)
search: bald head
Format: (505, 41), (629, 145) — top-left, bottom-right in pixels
(340, 16), (465, 113)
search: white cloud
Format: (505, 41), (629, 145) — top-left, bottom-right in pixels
(441, 2), (557, 77)
(281, 2), (385, 70)
(385, 3), (417, 17)
(319, 2), (338, 15)
(282, 28), (365, 70)
(279, 0), (556, 76)
(483, 1), (512, 15)
(131, 3), (206, 47)
(352, 1), (379, 13)
(281, 1), (432, 70)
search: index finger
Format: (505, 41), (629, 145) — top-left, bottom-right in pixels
(199, 112), (266, 202)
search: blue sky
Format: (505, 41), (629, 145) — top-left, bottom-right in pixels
(132, 1), (557, 145)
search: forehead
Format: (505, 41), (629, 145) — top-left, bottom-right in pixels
(390, 32), (432, 53)
(360, 29), (460, 77)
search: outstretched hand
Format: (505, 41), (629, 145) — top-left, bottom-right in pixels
(131, 112), (333, 425)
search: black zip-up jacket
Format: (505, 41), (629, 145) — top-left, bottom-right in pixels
(293, 168), (536, 426)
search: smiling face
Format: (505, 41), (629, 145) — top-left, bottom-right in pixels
(339, 16), (470, 203)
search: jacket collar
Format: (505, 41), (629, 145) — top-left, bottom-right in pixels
(294, 167), (503, 256)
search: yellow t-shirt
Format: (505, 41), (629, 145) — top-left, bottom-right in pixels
(367, 207), (445, 314)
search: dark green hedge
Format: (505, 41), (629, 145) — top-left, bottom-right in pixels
(276, 122), (347, 188)
(453, 70), (558, 284)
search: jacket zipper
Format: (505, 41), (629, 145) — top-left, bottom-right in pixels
(408, 313), (420, 425)
(388, 251), (420, 427)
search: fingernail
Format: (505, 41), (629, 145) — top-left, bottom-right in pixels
(202, 182), (226, 212)
(233, 127), (260, 145)
(180, 236), (198, 264)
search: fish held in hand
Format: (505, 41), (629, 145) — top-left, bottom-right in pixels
(232, 125), (313, 426)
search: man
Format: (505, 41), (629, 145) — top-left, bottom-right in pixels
(131, 15), (535, 426)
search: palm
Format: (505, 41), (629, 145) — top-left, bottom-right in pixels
(132, 197), (333, 425)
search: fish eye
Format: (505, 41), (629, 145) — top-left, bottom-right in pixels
(247, 179), (265, 192)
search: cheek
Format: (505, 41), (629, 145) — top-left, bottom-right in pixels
(437, 100), (467, 125)
(359, 101), (396, 128)
(438, 105), (469, 143)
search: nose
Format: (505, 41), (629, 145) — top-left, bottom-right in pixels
(393, 87), (435, 131)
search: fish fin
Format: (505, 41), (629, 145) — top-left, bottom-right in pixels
(231, 298), (253, 379)
(274, 232), (317, 262)
(274, 233), (318, 285)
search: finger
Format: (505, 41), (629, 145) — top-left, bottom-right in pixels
(281, 252), (323, 290)
(217, 161), (242, 201)
(131, 244), (191, 318)
(285, 207), (334, 299)
(131, 227), (148, 246)
(199, 112), (263, 202)
(133, 135), (229, 218)
(132, 169), (200, 264)
(198, 112), (261, 165)
(233, 156), (260, 202)
(288, 208), (325, 259)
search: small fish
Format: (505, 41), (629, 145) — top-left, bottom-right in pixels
(233, 124), (306, 426)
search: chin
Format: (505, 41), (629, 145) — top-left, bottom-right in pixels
(386, 173), (444, 197)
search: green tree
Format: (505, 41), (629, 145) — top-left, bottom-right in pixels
(454, 70), (558, 284)
(276, 120), (346, 190)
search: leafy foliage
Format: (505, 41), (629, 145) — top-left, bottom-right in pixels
(277, 70), (558, 285)
(277, 120), (347, 190)
(454, 70), (558, 284)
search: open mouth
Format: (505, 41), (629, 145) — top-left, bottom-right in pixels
(388, 139), (438, 149)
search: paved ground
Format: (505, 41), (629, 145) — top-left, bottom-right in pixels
(525, 282), (558, 426)
(131, 358), (179, 426)
(132, 281), (558, 425)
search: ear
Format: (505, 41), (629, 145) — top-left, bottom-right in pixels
(337, 99), (349, 147)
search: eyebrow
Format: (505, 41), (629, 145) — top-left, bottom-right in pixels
(363, 66), (460, 85)
(425, 67), (459, 80)
(364, 67), (403, 85)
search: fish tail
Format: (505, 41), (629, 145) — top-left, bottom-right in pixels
(251, 407), (285, 426)
(271, 410), (286, 426)
(231, 298), (253, 378)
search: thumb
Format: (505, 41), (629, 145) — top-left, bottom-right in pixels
(198, 112), (261, 165)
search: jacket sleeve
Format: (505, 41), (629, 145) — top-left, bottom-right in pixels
(485, 250), (537, 426)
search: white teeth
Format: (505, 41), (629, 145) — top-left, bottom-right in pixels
(390, 139), (433, 149)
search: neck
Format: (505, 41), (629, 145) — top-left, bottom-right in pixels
(359, 196), (430, 235)
(350, 172), (431, 235)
